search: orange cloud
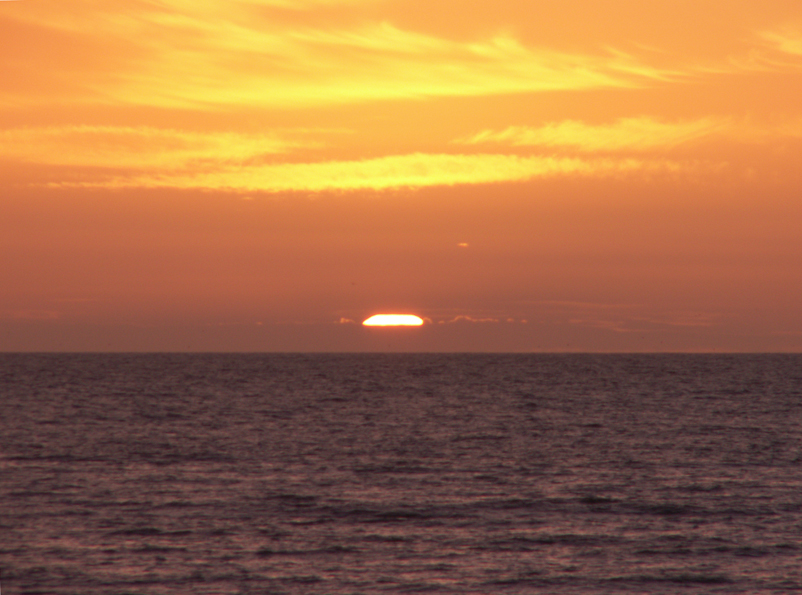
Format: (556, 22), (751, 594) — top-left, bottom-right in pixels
(10, 118), (801, 187)
(3, 1), (676, 110)
(457, 116), (802, 165)
(759, 26), (802, 57)
(0, 126), (314, 168)
(50, 152), (706, 193)
(458, 117), (730, 152)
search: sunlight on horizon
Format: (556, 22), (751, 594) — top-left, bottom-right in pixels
(363, 314), (425, 327)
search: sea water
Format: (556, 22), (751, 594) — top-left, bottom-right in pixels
(1, 354), (801, 594)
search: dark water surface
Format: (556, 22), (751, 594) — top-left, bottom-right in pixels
(1, 354), (801, 594)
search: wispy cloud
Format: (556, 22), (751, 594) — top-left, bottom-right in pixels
(457, 115), (802, 157)
(4, 1), (676, 109)
(759, 25), (802, 56)
(49, 153), (707, 193)
(0, 126), (315, 169)
(457, 117), (730, 152)
(724, 24), (802, 72)
(439, 315), (500, 324)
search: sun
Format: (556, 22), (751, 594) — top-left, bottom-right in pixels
(362, 314), (424, 327)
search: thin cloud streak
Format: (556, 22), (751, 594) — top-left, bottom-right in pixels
(49, 153), (706, 193)
(759, 26), (802, 56)
(458, 116), (802, 154)
(458, 117), (730, 152)
(439, 316), (500, 324)
(0, 126), (315, 169)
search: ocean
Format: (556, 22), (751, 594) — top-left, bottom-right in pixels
(1, 353), (801, 594)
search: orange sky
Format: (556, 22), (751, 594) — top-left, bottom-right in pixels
(2, 0), (802, 351)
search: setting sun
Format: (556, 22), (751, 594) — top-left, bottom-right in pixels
(363, 315), (425, 327)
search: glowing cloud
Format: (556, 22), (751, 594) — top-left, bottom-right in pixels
(363, 314), (424, 326)
(459, 117), (730, 152)
(759, 27), (802, 56)
(52, 153), (700, 192)
(3, 2), (674, 110)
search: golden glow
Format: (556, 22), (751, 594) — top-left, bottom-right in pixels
(2, 0), (802, 352)
(363, 315), (424, 327)
(10, 120), (802, 193)
(50, 153), (701, 192)
(2, 6), (670, 110)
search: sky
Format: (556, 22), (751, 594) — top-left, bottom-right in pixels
(2, 0), (802, 352)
